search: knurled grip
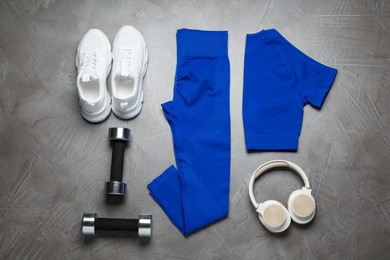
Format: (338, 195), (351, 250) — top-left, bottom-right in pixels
(110, 141), (126, 182)
(96, 217), (138, 231)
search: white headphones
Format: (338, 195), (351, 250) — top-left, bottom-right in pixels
(249, 160), (316, 233)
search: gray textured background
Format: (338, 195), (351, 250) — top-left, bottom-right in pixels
(1, 0), (390, 259)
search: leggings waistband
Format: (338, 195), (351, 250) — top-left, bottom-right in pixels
(177, 29), (228, 57)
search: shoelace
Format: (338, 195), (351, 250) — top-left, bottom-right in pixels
(80, 52), (98, 75)
(118, 49), (132, 76)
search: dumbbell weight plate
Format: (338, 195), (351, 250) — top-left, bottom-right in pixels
(106, 181), (127, 196)
(108, 127), (130, 141)
(82, 213), (97, 235)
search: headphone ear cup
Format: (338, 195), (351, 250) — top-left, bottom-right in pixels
(288, 188), (316, 224)
(257, 200), (291, 233)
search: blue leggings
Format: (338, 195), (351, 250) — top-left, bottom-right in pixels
(148, 29), (231, 236)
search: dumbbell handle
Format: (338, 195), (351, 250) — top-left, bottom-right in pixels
(96, 217), (138, 231)
(110, 141), (126, 182)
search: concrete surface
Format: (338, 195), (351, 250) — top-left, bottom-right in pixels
(1, 0), (390, 259)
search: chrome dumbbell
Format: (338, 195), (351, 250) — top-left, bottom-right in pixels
(82, 213), (153, 238)
(105, 127), (130, 196)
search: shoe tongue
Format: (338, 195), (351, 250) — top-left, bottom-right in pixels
(118, 70), (134, 83)
(81, 73), (98, 83)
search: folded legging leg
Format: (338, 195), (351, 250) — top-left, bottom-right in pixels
(148, 29), (230, 236)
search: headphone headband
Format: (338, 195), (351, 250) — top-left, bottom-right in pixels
(249, 160), (310, 209)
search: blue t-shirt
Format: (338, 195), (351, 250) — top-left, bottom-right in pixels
(243, 29), (337, 151)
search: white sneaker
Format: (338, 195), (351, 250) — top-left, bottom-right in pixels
(110, 25), (148, 119)
(76, 29), (112, 123)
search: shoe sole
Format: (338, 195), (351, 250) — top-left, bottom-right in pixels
(76, 29), (112, 123)
(111, 27), (148, 120)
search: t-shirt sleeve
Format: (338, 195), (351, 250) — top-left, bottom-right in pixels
(299, 60), (337, 109)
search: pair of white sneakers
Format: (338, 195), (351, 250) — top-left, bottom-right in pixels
(76, 26), (148, 123)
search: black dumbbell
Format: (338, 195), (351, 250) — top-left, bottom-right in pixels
(105, 127), (130, 196)
(82, 213), (153, 237)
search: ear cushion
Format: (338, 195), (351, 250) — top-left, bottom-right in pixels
(258, 200), (291, 233)
(288, 188), (316, 224)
